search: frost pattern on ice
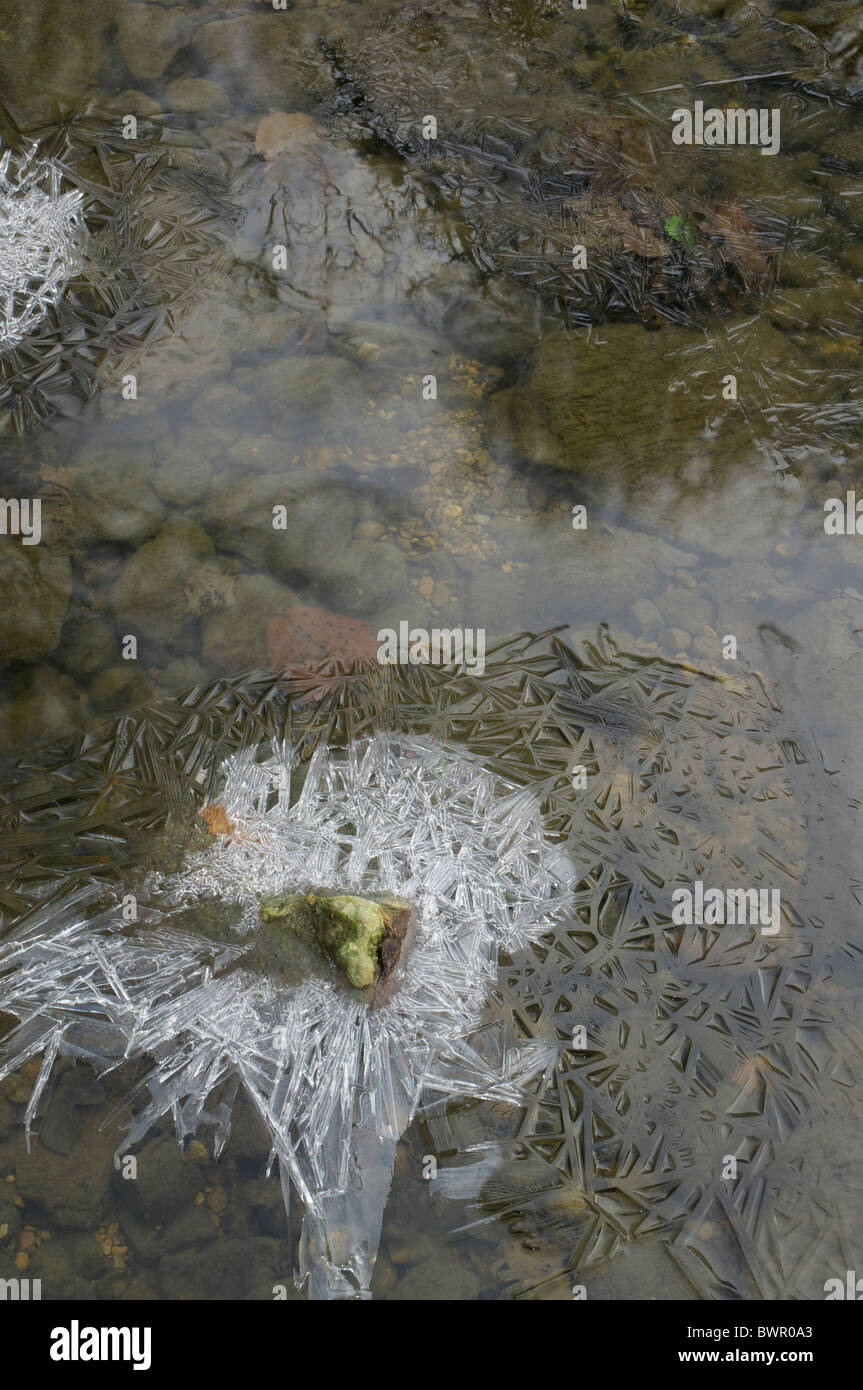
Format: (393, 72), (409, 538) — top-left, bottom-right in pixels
(0, 634), (860, 1300)
(0, 148), (83, 346)
(0, 733), (573, 1297)
(0, 105), (232, 429)
(423, 639), (863, 1300)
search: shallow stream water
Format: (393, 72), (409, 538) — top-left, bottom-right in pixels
(0, 0), (861, 1301)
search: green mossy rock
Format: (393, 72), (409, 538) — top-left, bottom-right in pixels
(311, 894), (387, 990)
(259, 892), (412, 991)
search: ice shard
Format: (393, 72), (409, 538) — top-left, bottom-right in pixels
(0, 146), (83, 347)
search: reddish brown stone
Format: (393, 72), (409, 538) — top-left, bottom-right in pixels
(266, 605), (378, 667)
(266, 605), (379, 700)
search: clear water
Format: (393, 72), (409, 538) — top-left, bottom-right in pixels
(0, 0), (861, 1301)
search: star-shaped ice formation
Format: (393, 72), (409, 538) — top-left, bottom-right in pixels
(0, 733), (574, 1297)
(0, 635), (859, 1299)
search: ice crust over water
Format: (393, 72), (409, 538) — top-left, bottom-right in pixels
(0, 734), (573, 1296)
(0, 634), (858, 1299)
(0, 107), (232, 430)
(0, 148), (82, 347)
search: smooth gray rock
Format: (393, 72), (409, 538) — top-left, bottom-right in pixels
(116, 1135), (201, 1226)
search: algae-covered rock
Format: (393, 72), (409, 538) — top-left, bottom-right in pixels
(0, 0), (115, 106)
(201, 573), (300, 674)
(195, 12), (322, 107)
(54, 614), (118, 682)
(74, 456), (166, 546)
(314, 538), (409, 619)
(259, 891), (413, 990)
(28, 1231), (106, 1283)
(0, 667), (83, 753)
(115, 1134), (201, 1226)
(313, 894), (387, 990)
(0, 547), (72, 666)
(269, 486), (358, 580)
(163, 76), (229, 117)
(88, 666), (155, 716)
(154, 448), (214, 508)
(254, 354), (367, 438)
(12, 1114), (117, 1230)
(111, 519), (216, 647)
(202, 472), (288, 570)
(156, 1235), (288, 1301)
(116, 4), (202, 82)
(388, 1256), (481, 1301)
(487, 322), (753, 478)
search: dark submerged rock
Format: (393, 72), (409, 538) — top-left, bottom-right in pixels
(318, 0), (826, 324)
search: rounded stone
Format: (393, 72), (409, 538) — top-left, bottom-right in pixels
(115, 1135), (201, 1226)
(0, 549), (72, 667)
(164, 77), (229, 116)
(111, 519), (215, 645)
(201, 573), (300, 674)
(154, 450), (214, 508)
(388, 1257), (481, 1300)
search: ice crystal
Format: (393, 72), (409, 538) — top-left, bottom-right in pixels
(0, 147), (83, 347)
(0, 633), (859, 1299)
(0, 730), (572, 1297)
(321, 5), (828, 324)
(0, 102), (232, 430)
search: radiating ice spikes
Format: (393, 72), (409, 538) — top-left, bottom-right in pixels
(4, 638), (848, 1298)
(0, 733), (574, 1296)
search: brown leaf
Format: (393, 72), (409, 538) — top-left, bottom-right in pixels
(199, 803), (235, 838)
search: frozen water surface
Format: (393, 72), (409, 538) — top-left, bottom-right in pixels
(0, 0), (861, 1305)
(0, 103), (231, 429)
(0, 635), (859, 1298)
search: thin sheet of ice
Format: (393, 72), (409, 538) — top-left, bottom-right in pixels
(0, 734), (573, 1296)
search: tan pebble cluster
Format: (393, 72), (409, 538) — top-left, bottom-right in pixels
(96, 1222), (128, 1270)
